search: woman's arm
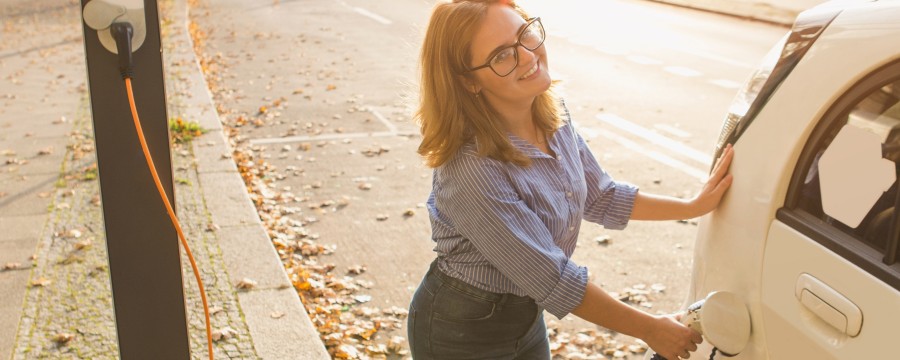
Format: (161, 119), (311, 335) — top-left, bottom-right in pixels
(631, 144), (734, 221)
(572, 282), (702, 360)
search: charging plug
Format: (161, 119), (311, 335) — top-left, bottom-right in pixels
(110, 22), (135, 79)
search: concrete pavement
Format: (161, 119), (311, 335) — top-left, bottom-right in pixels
(0, 0), (327, 358)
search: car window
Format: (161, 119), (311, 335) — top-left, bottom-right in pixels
(796, 80), (900, 252)
(783, 62), (900, 290)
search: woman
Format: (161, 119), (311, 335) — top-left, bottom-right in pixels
(408, 1), (735, 359)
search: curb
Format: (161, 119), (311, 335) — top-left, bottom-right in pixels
(643, 0), (798, 27)
(170, 0), (329, 358)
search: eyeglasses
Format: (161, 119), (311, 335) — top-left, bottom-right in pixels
(466, 17), (545, 77)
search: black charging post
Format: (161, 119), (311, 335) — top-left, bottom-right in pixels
(79, 1), (191, 358)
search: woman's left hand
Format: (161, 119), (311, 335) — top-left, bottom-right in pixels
(690, 143), (734, 216)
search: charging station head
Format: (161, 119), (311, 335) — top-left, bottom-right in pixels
(82, 0), (146, 54)
(700, 291), (751, 356)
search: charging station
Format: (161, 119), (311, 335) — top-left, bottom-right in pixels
(80, 0), (191, 358)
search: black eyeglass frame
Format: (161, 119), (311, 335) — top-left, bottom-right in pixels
(465, 17), (545, 77)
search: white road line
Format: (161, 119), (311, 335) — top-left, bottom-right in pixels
(249, 106), (406, 145)
(626, 55), (662, 65)
(352, 7), (392, 25)
(249, 131), (415, 146)
(664, 66), (702, 77)
(596, 113), (712, 166)
(653, 124), (691, 138)
(708, 78), (742, 89)
(338, 1), (392, 25)
(666, 46), (755, 70)
(368, 107), (399, 134)
(595, 128), (708, 181)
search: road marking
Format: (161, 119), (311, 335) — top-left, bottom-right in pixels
(338, 1), (392, 25)
(249, 131), (414, 146)
(653, 123), (691, 138)
(352, 7), (392, 25)
(627, 55), (662, 65)
(368, 107), (399, 134)
(249, 106), (410, 146)
(594, 127), (708, 181)
(666, 46), (755, 70)
(664, 66), (702, 77)
(596, 113), (712, 166)
(708, 78), (742, 89)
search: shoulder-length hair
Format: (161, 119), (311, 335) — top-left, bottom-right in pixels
(416, 0), (561, 168)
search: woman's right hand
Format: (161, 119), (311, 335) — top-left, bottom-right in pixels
(644, 314), (703, 359)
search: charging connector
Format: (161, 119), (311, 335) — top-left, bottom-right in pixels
(110, 22), (134, 79)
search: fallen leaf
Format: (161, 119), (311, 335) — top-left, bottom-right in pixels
(37, 147), (53, 156)
(357, 183), (372, 190)
(212, 327), (238, 341)
(594, 235), (611, 246)
(403, 209), (415, 217)
(270, 311), (285, 319)
(30, 277), (52, 287)
(68, 229), (82, 238)
(387, 336), (405, 353)
(236, 278), (257, 290)
(52, 333), (75, 344)
(347, 265), (366, 275)
(74, 239), (92, 250)
(334, 344), (359, 359)
(326, 84), (337, 91)
(375, 214), (388, 221)
(3, 262), (21, 271)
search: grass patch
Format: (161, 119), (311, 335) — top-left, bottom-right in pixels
(168, 117), (207, 144)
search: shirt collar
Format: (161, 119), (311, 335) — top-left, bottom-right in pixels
(507, 131), (557, 159)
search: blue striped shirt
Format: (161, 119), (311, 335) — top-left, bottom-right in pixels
(426, 107), (639, 319)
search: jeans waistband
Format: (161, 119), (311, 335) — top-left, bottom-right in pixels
(429, 260), (534, 305)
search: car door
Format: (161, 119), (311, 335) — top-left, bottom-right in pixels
(760, 61), (900, 359)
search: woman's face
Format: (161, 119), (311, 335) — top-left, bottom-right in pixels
(467, 4), (551, 105)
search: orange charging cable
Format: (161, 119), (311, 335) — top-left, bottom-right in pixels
(124, 77), (214, 360)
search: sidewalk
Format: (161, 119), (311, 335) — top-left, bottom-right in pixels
(0, 0), (327, 359)
(645, 0), (826, 26)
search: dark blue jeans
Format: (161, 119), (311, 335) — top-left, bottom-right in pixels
(407, 261), (550, 359)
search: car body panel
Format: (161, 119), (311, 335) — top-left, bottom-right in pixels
(762, 221), (900, 359)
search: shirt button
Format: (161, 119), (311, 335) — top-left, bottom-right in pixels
(566, 191), (573, 198)
(569, 226), (575, 231)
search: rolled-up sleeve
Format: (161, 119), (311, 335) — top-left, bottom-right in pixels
(438, 153), (588, 318)
(576, 133), (638, 229)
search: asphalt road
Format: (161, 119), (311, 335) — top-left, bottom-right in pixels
(190, 0), (786, 356)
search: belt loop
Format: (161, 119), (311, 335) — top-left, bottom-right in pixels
(497, 293), (509, 313)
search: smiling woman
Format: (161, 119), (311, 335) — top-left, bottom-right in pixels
(409, 1), (735, 359)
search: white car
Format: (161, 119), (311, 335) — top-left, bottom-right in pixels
(684, 0), (900, 359)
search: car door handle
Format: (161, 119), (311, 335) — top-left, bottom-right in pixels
(794, 273), (863, 336)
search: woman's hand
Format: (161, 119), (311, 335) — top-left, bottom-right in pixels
(689, 143), (734, 217)
(645, 314), (703, 359)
